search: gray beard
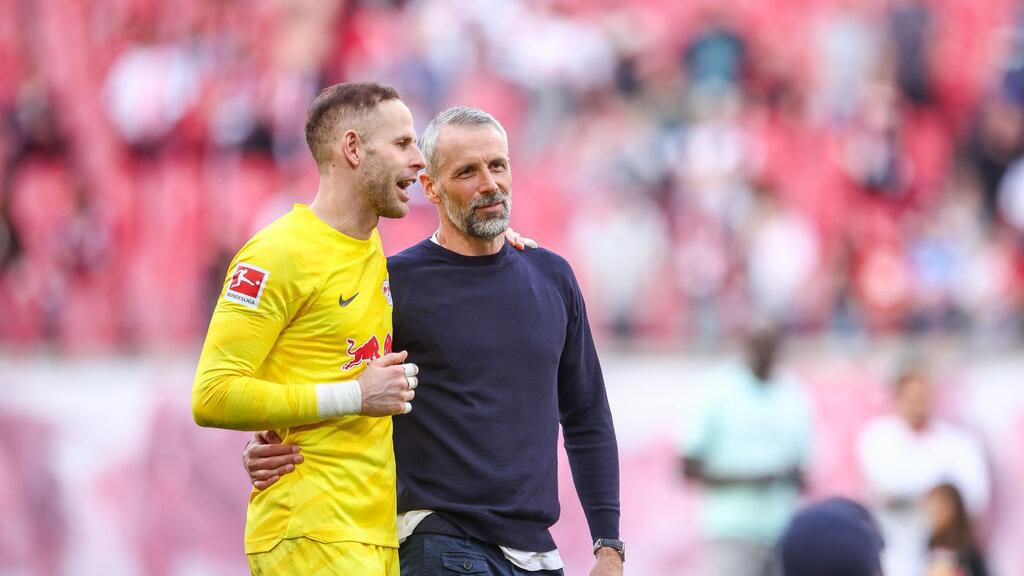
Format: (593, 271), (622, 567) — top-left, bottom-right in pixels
(442, 189), (510, 240)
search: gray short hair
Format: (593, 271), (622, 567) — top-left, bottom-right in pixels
(419, 106), (508, 175)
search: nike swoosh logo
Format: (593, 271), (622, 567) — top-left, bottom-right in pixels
(339, 292), (359, 307)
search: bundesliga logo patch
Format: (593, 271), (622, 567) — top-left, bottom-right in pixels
(382, 279), (393, 306)
(225, 263), (269, 309)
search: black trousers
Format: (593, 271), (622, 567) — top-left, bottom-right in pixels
(399, 533), (564, 576)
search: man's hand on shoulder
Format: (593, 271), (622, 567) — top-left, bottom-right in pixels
(504, 227), (538, 251)
(590, 547), (624, 576)
(243, 430), (302, 490)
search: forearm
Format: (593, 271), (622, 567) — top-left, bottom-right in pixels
(560, 374), (620, 538)
(192, 372), (322, 431)
(192, 302), (354, 430)
(565, 426), (620, 540)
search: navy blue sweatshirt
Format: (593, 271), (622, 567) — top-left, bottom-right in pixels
(388, 239), (620, 552)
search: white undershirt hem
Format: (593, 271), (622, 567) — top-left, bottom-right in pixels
(397, 510), (564, 571)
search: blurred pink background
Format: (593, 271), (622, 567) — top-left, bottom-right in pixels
(3, 350), (1024, 574)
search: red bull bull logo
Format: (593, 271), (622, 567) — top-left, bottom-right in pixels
(342, 333), (393, 370)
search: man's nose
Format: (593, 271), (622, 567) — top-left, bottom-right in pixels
(479, 168), (498, 193)
(409, 145), (426, 171)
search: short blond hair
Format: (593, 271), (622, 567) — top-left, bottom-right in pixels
(304, 82), (401, 166)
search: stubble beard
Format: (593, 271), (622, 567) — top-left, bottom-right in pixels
(362, 152), (407, 219)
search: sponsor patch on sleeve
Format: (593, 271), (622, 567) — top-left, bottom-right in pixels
(225, 263), (269, 309)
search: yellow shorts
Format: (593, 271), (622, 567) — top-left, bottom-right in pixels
(247, 537), (399, 576)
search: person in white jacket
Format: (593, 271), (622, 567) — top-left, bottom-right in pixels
(857, 365), (989, 576)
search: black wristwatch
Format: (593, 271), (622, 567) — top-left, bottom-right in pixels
(593, 538), (625, 562)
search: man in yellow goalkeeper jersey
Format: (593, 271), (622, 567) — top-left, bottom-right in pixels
(192, 81), (427, 575)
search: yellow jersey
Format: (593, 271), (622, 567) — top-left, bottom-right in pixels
(192, 204), (397, 553)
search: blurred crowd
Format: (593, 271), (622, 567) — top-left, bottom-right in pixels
(3, 0), (1024, 352)
(680, 327), (993, 576)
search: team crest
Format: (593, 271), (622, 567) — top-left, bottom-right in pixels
(382, 279), (393, 306)
(225, 263), (269, 309)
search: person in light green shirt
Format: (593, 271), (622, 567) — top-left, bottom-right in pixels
(681, 326), (813, 576)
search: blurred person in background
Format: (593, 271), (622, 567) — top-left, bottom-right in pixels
(962, 95), (1024, 225)
(192, 82), (428, 575)
(812, 0), (879, 123)
(840, 69), (910, 202)
(777, 497), (885, 576)
(570, 182), (670, 341)
(680, 325), (812, 576)
(858, 364), (990, 576)
(683, 4), (747, 100)
(887, 0), (936, 108)
(744, 184), (821, 327)
(102, 23), (203, 154)
(245, 106), (622, 576)
(924, 483), (989, 576)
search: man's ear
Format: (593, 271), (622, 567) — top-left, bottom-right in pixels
(340, 129), (362, 168)
(420, 173), (442, 205)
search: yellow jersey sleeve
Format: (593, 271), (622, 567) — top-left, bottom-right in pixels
(192, 237), (322, 431)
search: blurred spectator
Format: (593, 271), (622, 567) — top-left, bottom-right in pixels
(850, 215), (915, 332)
(925, 483), (990, 576)
(570, 185), (670, 340)
(683, 6), (746, 98)
(857, 364), (990, 576)
(888, 0), (936, 106)
(744, 185), (821, 327)
(672, 214), (736, 341)
(670, 87), (754, 340)
(996, 154), (1024, 236)
(54, 181), (111, 278)
(777, 497), (885, 576)
(675, 90), (753, 228)
(0, 189), (19, 272)
(812, 0), (879, 123)
(1000, 1), (1024, 109)
(904, 200), (970, 333)
(5, 68), (67, 162)
(681, 325), (812, 576)
(102, 26), (204, 152)
(963, 95), (1024, 223)
(840, 71), (911, 201)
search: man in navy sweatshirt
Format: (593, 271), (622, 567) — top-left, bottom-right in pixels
(243, 106), (622, 576)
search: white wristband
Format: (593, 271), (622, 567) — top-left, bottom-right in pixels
(316, 381), (362, 418)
